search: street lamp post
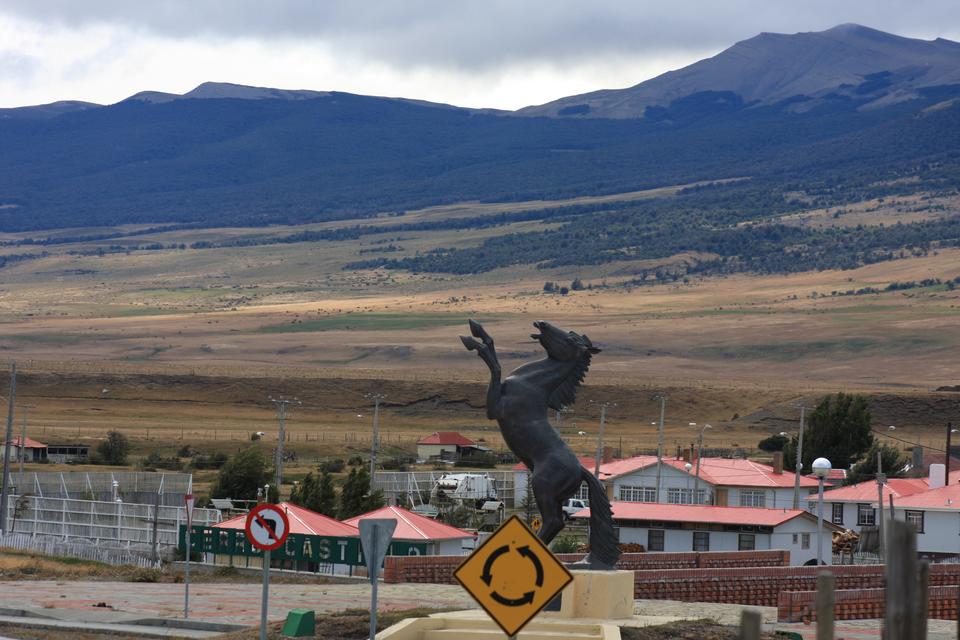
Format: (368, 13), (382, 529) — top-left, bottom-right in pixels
(694, 423), (712, 504)
(684, 462), (693, 503)
(812, 457), (832, 565)
(792, 406), (808, 509)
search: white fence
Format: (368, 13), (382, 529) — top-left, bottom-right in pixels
(7, 471), (193, 507)
(374, 470), (520, 507)
(4, 494), (221, 549)
(0, 532), (161, 569)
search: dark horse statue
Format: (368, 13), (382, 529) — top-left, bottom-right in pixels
(460, 319), (620, 570)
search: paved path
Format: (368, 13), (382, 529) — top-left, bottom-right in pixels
(0, 580), (475, 626)
(0, 581), (955, 638)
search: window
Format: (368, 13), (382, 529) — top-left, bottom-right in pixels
(693, 531), (710, 551)
(831, 503), (844, 525)
(619, 485), (657, 503)
(739, 490), (766, 508)
(738, 533), (755, 551)
(801, 533), (810, 550)
(668, 488), (706, 505)
(647, 529), (665, 552)
(905, 510), (925, 533)
(857, 504), (876, 526)
(574, 483), (590, 501)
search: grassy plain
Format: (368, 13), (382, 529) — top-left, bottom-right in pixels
(0, 185), (958, 472)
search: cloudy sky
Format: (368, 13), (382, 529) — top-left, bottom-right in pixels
(1, 1), (959, 110)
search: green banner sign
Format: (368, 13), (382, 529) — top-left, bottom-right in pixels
(179, 526), (428, 567)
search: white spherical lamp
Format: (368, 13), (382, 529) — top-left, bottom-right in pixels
(812, 457), (832, 478)
(684, 462), (693, 472)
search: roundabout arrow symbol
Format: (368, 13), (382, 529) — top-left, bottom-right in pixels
(490, 590), (535, 607)
(481, 545), (510, 586)
(516, 545), (544, 587)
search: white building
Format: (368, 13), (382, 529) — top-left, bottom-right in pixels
(809, 464), (960, 534)
(416, 432), (478, 461)
(889, 482), (960, 559)
(573, 502), (840, 566)
(2, 437), (47, 463)
(598, 453), (819, 508)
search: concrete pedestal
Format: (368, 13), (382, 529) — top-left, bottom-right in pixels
(545, 570), (634, 620)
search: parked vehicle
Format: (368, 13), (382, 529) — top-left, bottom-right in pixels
(431, 473), (498, 509)
(562, 498), (588, 520)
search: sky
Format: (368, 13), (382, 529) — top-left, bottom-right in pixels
(1, 1), (959, 111)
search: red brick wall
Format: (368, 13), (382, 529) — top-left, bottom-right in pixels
(381, 550), (789, 584)
(778, 586), (960, 622)
(634, 564), (960, 612)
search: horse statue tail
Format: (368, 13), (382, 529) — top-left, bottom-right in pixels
(580, 468), (621, 570)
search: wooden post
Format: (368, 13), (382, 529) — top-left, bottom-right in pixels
(884, 520), (918, 639)
(739, 609), (761, 640)
(916, 560), (929, 640)
(816, 571), (835, 640)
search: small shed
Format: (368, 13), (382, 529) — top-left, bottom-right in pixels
(344, 505), (474, 555)
(416, 431), (477, 461)
(3, 437), (47, 463)
(46, 444), (90, 464)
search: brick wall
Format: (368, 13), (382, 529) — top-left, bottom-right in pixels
(381, 550), (789, 584)
(778, 585), (960, 622)
(633, 564), (960, 614)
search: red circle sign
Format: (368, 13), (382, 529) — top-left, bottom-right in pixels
(244, 503), (291, 551)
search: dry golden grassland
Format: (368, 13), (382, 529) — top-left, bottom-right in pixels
(0, 188), (958, 474)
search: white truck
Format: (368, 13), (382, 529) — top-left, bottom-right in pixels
(431, 473), (498, 509)
(562, 498), (588, 520)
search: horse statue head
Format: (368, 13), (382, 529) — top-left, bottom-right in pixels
(530, 321), (601, 412)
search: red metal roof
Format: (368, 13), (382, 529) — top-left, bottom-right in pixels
(213, 502), (359, 537)
(574, 502), (829, 528)
(3, 437), (46, 449)
(417, 431), (475, 446)
(597, 455), (819, 488)
(343, 505), (472, 541)
(809, 478), (929, 504)
(892, 483), (960, 510)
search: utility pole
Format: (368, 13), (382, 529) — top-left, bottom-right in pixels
(694, 423), (712, 505)
(269, 396), (300, 490)
(946, 422), (954, 480)
(18, 404), (34, 476)
(592, 402), (615, 478)
(793, 405), (810, 509)
(0, 363), (17, 534)
(877, 448), (886, 563)
(366, 394), (386, 482)
(654, 395), (666, 503)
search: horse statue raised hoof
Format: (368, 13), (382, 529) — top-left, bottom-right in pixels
(460, 319), (620, 570)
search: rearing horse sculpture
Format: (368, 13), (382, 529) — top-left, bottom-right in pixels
(461, 319), (620, 570)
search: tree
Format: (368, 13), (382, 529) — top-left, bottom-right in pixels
(97, 431), (129, 465)
(211, 447), (277, 501)
(289, 471), (336, 517)
(847, 443), (909, 485)
(337, 467), (384, 519)
(783, 393), (874, 472)
(757, 434), (788, 452)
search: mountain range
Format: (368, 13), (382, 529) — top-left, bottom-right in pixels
(0, 24), (958, 233)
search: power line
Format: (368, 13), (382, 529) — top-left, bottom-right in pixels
(269, 396), (300, 489)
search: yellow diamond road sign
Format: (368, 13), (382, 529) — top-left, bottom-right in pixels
(454, 514), (573, 637)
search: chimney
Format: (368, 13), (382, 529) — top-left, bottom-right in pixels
(676, 445), (682, 460)
(772, 452), (784, 474)
(912, 446), (924, 471)
(681, 448), (690, 462)
(602, 446), (615, 463)
(929, 463), (946, 490)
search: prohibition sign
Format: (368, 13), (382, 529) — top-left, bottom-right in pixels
(245, 503), (290, 552)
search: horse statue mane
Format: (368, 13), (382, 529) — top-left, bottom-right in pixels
(461, 319), (620, 570)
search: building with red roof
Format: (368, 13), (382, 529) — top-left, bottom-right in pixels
(572, 502), (841, 566)
(343, 505), (473, 555)
(3, 436), (47, 463)
(596, 453), (818, 509)
(214, 502), (359, 537)
(416, 431), (483, 462)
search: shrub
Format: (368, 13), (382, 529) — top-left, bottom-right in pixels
(757, 434), (788, 452)
(319, 458), (345, 474)
(96, 431), (130, 466)
(552, 535), (581, 554)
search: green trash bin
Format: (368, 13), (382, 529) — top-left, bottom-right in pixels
(281, 609), (315, 637)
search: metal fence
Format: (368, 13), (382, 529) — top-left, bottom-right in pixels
(6, 471), (194, 507)
(4, 494), (221, 550)
(0, 531), (161, 568)
(373, 470), (520, 507)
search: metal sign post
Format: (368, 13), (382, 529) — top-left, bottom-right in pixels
(359, 519), (397, 640)
(244, 499), (290, 640)
(184, 493), (194, 619)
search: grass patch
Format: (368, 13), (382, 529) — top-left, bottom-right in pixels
(219, 607), (457, 640)
(690, 336), (946, 362)
(258, 313), (477, 333)
(620, 619), (782, 639)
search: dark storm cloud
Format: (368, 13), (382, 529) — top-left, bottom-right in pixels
(2, 0), (959, 70)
